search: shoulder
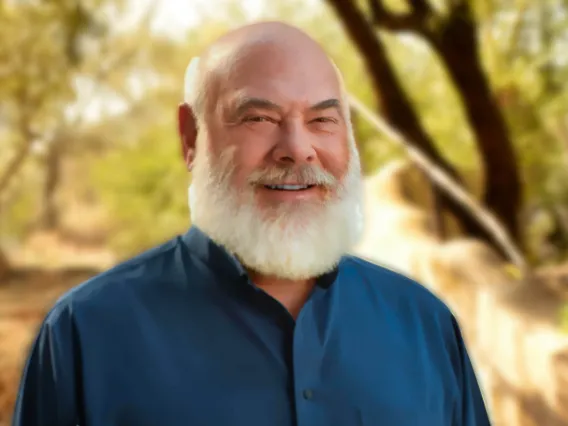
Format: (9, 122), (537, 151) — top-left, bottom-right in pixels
(339, 255), (464, 354)
(44, 236), (184, 327)
(340, 254), (453, 317)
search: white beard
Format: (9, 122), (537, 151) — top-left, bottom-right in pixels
(188, 136), (364, 281)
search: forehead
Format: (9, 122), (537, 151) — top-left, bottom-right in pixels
(216, 43), (341, 107)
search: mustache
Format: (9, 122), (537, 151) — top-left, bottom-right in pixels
(247, 164), (337, 187)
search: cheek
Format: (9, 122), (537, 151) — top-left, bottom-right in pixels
(226, 144), (268, 187)
(209, 126), (271, 177)
(319, 142), (350, 180)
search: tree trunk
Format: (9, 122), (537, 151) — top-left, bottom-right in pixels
(0, 142), (33, 200)
(427, 7), (522, 243)
(39, 139), (63, 230)
(0, 104), (37, 200)
(0, 247), (11, 282)
(325, 0), (499, 247)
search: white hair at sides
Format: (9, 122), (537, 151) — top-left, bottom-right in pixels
(184, 56), (201, 104)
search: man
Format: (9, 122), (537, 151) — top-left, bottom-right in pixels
(13, 22), (491, 426)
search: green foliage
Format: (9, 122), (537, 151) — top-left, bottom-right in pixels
(0, 178), (40, 240)
(381, 32), (481, 171)
(90, 124), (190, 258)
(0, 0), (119, 130)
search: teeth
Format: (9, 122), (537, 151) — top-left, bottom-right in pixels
(267, 184), (310, 190)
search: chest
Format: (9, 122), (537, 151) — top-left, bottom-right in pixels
(76, 292), (455, 426)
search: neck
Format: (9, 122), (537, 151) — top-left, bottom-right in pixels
(248, 270), (316, 319)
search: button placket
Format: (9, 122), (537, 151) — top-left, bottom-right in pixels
(293, 299), (323, 425)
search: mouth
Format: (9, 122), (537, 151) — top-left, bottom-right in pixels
(263, 184), (316, 191)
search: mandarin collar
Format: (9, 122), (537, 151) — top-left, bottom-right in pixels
(181, 226), (339, 289)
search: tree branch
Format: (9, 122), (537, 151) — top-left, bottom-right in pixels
(0, 15), (142, 199)
(447, 0), (471, 19)
(0, 113), (37, 198)
(348, 93), (530, 276)
(408, 0), (432, 16)
(368, 0), (432, 33)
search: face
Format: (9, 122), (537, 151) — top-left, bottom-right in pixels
(180, 42), (364, 280)
(208, 43), (350, 215)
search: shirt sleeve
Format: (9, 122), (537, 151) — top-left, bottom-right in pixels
(12, 304), (81, 426)
(450, 314), (492, 426)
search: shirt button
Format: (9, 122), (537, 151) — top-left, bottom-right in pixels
(302, 389), (314, 400)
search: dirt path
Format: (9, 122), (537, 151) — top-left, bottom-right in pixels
(0, 268), (100, 425)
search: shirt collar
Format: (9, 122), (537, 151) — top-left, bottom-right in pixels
(181, 226), (338, 289)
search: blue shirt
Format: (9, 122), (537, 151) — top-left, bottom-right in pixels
(13, 226), (491, 426)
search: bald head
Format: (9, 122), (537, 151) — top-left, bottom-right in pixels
(185, 21), (344, 123)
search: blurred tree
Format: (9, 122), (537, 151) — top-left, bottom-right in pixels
(477, 0), (568, 262)
(325, 0), (522, 253)
(0, 0), (143, 231)
(90, 124), (190, 256)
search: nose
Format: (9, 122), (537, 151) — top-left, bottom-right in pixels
(271, 122), (316, 165)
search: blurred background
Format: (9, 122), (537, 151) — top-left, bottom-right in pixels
(1, 0), (568, 425)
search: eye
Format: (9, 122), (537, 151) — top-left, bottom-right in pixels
(311, 117), (338, 124)
(244, 116), (275, 123)
(311, 117), (337, 124)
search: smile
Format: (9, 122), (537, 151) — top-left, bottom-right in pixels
(264, 184), (315, 191)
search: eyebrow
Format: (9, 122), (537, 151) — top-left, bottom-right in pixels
(309, 98), (341, 113)
(233, 97), (282, 118)
(231, 97), (343, 119)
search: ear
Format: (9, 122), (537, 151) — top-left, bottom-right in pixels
(177, 103), (198, 170)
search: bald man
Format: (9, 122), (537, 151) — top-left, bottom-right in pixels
(13, 22), (491, 426)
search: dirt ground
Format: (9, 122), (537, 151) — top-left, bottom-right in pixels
(0, 268), (100, 425)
